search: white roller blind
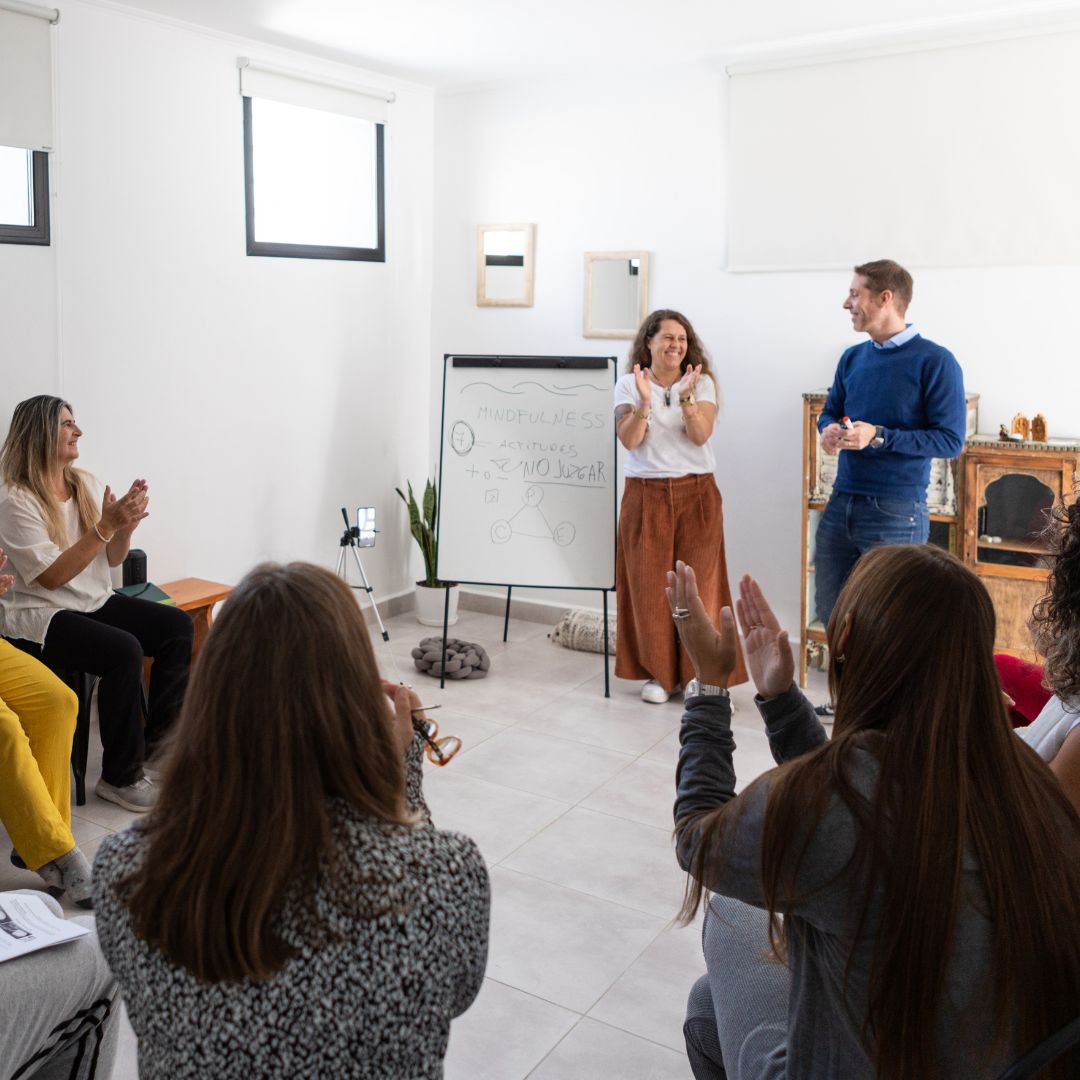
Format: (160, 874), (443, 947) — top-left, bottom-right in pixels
(238, 58), (390, 124)
(727, 30), (1080, 270)
(0, 5), (55, 151)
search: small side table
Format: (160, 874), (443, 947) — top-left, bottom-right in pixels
(160, 577), (233, 658)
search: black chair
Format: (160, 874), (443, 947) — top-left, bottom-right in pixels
(3, 638), (96, 807)
(995, 1016), (1080, 1080)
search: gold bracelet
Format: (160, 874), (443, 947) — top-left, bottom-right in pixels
(632, 407), (650, 420)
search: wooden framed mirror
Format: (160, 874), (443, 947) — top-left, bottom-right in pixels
(583, 251), (649, 338)
(477, 224), (535, 307)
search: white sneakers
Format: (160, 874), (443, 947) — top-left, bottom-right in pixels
(95, 774), (157, 812)
(641, 679), (672, 704)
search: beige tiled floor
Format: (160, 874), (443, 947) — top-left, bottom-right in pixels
(0, 608), (828, 1079)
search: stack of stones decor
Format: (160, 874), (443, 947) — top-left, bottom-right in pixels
(412, 637), (491, 679)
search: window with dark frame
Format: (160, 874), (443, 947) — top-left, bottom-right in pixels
(242, 95), (385, 262)
(0, 146), (50, 246)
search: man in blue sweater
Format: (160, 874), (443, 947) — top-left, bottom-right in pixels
(815, 260), (965, 701)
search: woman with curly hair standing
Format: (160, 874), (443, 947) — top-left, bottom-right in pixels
(614, 309), (746, 703)
(1021, 496), (1080, 812)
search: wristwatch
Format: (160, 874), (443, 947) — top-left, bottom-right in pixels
(679, 392), (696, 406)
(685, 678), (730, 700)
(870, 425), (885, 449)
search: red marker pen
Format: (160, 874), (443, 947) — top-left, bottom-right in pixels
(841, 416), (854, 430)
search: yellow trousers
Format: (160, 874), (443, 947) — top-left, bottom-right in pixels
(0, 641), (78, 870)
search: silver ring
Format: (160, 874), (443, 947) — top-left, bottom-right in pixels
(672, 607), (691, 620)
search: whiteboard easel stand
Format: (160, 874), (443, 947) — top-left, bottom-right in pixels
(436, 354), (618, 699)
(496, 585), (611, 697)
(436, 584), (613, 698)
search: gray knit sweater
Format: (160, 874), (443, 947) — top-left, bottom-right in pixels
(675, 685), (1013, 1079)
(93, 736), (490, 1079)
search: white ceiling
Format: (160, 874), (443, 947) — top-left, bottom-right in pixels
(99, 0), (1079, 87)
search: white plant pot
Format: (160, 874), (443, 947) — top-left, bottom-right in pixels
(415, 582), (459, 627)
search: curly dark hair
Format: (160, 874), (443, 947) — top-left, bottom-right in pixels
(627, 309), (714, 382)
(1030, 496), (1080, 698)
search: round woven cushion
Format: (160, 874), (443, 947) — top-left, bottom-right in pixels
(411, 637), (491, 679)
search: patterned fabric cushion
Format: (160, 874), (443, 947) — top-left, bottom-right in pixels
(549, 609), (617, 654)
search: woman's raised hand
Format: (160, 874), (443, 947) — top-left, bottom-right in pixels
(676, 363), (702, 398)
(735, 574), (793, 699)
(381, 678), (423, 755)
(99, 480), (150, 538)
(665, 560), (737, 686)
(632, 363), (652, 405)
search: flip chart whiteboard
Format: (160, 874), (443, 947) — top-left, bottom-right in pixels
(436, 355), (617, 589)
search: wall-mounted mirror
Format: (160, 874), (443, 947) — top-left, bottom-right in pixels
(477, 224), (536, 307)
(583, 251), (650, 338)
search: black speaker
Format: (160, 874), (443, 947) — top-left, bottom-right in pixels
(123, 549), (147, 587)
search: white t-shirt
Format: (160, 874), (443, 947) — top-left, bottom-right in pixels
(0, 478), (113, 644)
(613, 371), (718, 479)
(1018, 694), (1080, 763)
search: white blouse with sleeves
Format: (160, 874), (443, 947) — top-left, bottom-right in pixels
(0, 477), (113, 644)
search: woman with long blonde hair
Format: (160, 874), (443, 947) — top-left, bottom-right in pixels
(669, 545), (1080, 1080)
(0, 395), (193, 812)
(92, 562), (489, 1078)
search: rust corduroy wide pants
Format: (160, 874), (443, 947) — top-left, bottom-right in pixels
(616, 474), (747, 694)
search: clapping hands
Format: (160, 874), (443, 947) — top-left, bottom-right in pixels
(0, 550), (13, 598)
(676, 364), (703, 399)
(100, 479), (150, 539)
(666, 562), (794, 700)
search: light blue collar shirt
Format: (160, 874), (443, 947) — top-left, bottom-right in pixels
(871, 323), (918, 350)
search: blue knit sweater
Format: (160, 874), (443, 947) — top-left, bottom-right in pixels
(818, 335), (966, 500)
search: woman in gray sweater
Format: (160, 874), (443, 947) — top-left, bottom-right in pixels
(668, 545), (1080, 1080)
(92, 562), (490, 1079)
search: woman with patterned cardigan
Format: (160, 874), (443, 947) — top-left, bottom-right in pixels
(92, 561), (490, 1079)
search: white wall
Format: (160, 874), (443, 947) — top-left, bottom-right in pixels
(0, 239), (56, 405)
(430, 60), (1080, 636)
(1, 0), (435, 599)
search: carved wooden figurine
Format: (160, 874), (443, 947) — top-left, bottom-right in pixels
(1011, 413), (1031, 440)
(1031, 413), (1048, 442)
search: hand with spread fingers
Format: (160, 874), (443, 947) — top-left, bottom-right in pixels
(676, 363), (703, 400)
(735, 574), (794, 699)
(665, 560), (737, 687)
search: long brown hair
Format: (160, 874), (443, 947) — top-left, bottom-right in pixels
(0, 395), (97, 546)
(627, 308), (716, 386)
(680, 545), (1080, 1080)
(121, 562), (414, 983)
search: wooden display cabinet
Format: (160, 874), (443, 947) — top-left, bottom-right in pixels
(961, 435), (1080, 656)
(799, 390), (979, 686)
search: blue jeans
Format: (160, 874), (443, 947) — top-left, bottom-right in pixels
(814, 492), (929, 627)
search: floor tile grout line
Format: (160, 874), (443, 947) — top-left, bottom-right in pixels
(522, 1012), (689, 1078)
(569, 803), (676, 836)
(491, 864), (682, 924)
(490, 804), (579, 868)
(523, 1016), (585, 1079)
(478, 976), (584, 1019)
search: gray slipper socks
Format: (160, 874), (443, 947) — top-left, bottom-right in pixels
(10, 846), (94, 910)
